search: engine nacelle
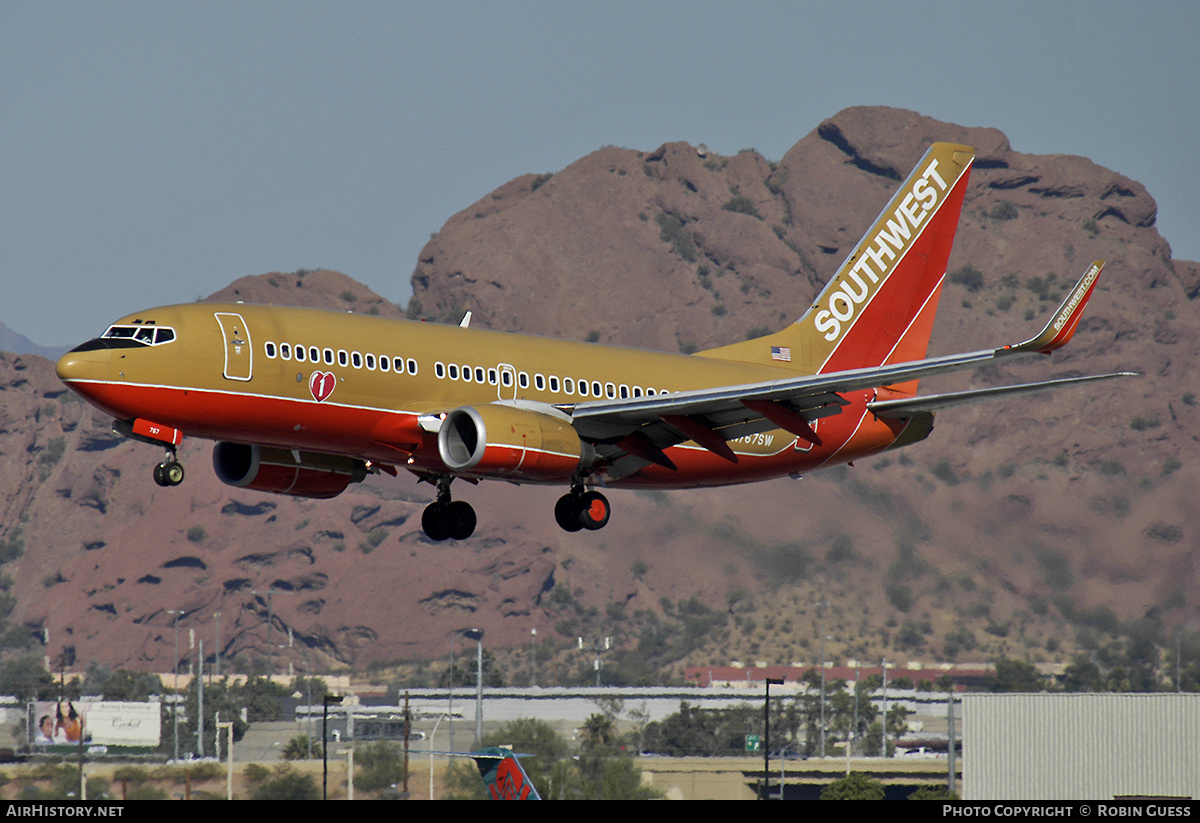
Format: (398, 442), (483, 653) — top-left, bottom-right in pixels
(437, 404), (593, 481)
(212, 442), (367, 499)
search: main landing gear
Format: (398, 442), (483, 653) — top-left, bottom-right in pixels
(421, 478), (477, 541)
(153, 449), (185, 487)
(554, 487), (611, 533)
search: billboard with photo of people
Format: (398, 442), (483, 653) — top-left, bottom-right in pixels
(30, 699), (160, 754)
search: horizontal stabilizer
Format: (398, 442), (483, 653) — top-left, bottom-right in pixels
(868, 372), (1137, 418)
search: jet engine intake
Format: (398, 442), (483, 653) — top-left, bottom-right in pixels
(437, 404), (593, 480)
(212, 442), (367, 499)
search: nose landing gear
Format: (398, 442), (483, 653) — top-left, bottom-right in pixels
(153, 449), (185, 487)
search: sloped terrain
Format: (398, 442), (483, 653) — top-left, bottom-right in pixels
(2, 107), (1198, 682)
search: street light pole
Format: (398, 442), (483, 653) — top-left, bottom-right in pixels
(447, 640), (455, 753)
(322, 693), (344, 800)
(578, 636), (612, 687)
(196, 638), (204, 758)
(530, 628), (538, 688)
(817, 600), (827, 758)
(213, 611), (221, 680)
(881, 658), (890, 757)
(168, 609), (185, 762)
(763, 677), (784, 800)
(460, 628), (485, 744)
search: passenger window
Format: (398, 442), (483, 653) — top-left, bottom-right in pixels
(593, 381), (602, 397)
(475, 367), (485, 383)
(435, 362), (445, 378)
(518, 372), (529, 389)
(606, 383), (616, 399)
(366, 354), (376, 370)
(633, 386), (642, 397)
(535, 374), (545, 391)
(619, 385), (629, 399)
(324, 348), (334, 365)
(393, 357), (404, 373)
(281, 343), (291, 360)
(564, 377), (574, 394)
(295, 346), (306, 362)
(448, 364), (459, 380)
(352, 352), (362, 368)
(380, 356), (390, 372)
(338, 350), (348, 367)
(309, 346), (319, 362)
(461, 365), (471, 383)
(408, 359), (418, 375)
(487, 368), (497, 385)
(501, 371), (513, 387)
(549, 376), (560, 392)
(578, 380), (589, 397)
(265, 342), (277, 359)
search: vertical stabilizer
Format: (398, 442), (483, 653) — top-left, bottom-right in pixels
(472, 747), (542, 800)
(700, 142), (974, 379)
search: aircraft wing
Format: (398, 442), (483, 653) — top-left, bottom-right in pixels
(564, 261), (1130, 474)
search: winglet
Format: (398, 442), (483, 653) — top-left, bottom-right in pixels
(1000, 261), (1104, 355)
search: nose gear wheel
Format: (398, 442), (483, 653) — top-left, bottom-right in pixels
(153, 448), (185, 487)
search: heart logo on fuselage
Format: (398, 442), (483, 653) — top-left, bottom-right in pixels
(309, 371), (337, 402)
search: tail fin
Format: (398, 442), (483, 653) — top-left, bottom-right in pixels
(700, 142), (975, 377)
(472, 747), (541, 800)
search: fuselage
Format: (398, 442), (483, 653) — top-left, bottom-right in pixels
(56, 301), (908, 488)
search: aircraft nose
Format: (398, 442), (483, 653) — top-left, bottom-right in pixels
(56, 344), (111, 387)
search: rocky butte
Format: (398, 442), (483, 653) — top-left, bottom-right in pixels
(2, 107), (1197, 685)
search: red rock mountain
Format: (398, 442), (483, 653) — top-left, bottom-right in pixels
(4, 107), (1198, 682)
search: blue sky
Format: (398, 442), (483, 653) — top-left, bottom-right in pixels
(4, 2), (1197, 346)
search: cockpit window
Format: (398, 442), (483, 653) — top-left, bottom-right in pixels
(101, 324), (178, 346)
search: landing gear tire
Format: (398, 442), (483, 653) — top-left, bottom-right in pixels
(577, 491), (610, 531)
(421, 503), (450, 542)
(555, 490), (610, 532)
(555, 494), (584, 532)
(422, 498), (477, 541)
(445, 500), (477, 540)
(153, 460), (184, 487)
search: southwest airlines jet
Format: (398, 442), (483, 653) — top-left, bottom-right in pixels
(56, 143), (1129, 541)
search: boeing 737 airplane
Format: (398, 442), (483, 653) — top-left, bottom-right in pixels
(56, 142), (1130, 541)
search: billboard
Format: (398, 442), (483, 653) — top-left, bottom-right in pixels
(30, 700), (161, 753)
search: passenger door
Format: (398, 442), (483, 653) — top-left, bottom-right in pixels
(214, 312), (253, 381)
